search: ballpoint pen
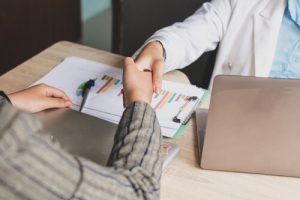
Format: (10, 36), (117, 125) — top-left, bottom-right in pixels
(182, 98), (201, 125)
(79, 79), (95, 112)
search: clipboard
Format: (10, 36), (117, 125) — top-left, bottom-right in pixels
(172, 90), (209, 139)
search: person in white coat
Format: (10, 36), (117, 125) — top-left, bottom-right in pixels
(125, 0), (299, 91)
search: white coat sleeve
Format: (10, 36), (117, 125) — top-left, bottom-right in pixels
(133, 0), (235, 72)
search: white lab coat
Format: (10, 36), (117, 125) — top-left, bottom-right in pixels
(135, 0), (287, 88)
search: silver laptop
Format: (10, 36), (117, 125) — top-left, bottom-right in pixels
(196, 75), (300, 178)
(36, 108), (179, 170)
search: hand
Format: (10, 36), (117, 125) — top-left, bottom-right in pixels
(134, 41), (165, 93)
(123, 57), (153, 107)
(8, 84), (72, 113)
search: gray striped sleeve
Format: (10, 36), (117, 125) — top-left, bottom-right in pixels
(76, 101), (162, 200)
(0, 97), (82, 200)
(0, 97), (162, 200)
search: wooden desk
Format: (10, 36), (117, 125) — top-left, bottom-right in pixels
(1, 41), (300, 200)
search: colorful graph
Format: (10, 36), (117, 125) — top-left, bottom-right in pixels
(153, 89), (191, 110)
(76, 75), (122, 97)
(97, 75), (122, 94)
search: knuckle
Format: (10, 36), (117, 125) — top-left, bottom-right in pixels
(157, 60), (164, 66)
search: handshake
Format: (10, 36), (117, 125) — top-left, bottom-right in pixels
(8, 41), (165, 113)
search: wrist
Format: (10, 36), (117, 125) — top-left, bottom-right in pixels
(147, 41), (165, 61)
(126, 91), (151, 107)
(7, 93), (17, 105)
(7, 93), (23, 109)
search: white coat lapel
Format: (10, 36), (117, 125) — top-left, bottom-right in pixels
(254, 0), (286, 77)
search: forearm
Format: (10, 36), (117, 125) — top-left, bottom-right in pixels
(134, 0), (234, 72)
(107, 101), (162, 198)
(0, 95), (81, 199)
(0, 96), (162, 199)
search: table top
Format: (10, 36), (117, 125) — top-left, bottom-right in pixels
(1, 41), (300, 200)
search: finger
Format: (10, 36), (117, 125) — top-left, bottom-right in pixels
(123, 57), (138, 75)
(152, 60), (164, 94)
(43, 97), (72, 110)
(123, 57), (142, 80)
(45, 86), (70, 101)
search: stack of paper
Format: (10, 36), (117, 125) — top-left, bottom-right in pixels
(34, 57), (205, 138)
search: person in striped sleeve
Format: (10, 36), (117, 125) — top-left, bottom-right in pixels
(0, 57), (162, 200)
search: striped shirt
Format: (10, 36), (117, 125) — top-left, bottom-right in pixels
(0, 96), (162, 200)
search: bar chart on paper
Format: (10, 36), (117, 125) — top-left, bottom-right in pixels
(79, 74), (204, 137)
(76, 75), (122, 97)
(76, 74), (124, 123)
(150, 83), (204, 137)
(34, 57), (205, 138)
(153, 90), (193, 110)
(96, 75), (122, 95)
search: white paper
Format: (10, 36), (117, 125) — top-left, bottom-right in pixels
(34, 57), (205, 138)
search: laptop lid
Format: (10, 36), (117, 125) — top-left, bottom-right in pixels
(36, 108), (180, 170)
(200, 75), (300, 178)
(37, 108), (117, 165)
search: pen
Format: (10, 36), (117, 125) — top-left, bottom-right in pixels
(79, 79), (95, 112)
(182, 98), (201, 125)
(172, 96), (198, 123)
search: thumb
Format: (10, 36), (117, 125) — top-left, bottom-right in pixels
(152, 60), (164, 94)
(123, 57), (137, 75)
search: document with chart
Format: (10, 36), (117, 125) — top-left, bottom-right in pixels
(34, 57), (206, 138)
